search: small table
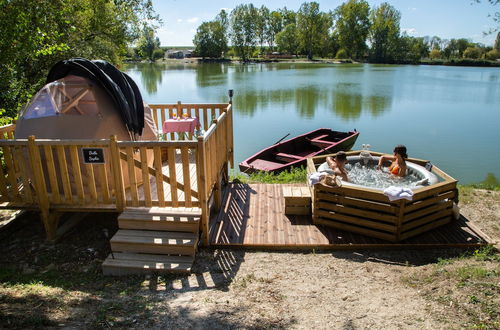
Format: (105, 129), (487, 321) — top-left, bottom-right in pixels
(162, 117), (200, 139)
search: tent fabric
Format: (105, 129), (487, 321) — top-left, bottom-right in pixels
(46, 58), (144, 136)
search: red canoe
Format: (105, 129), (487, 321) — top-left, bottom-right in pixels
(239, 128), (359, 174)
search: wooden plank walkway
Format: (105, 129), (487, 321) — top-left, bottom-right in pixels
(209, 183), (492, 249)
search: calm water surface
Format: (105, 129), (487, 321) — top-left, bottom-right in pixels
(125, 62), (500, 184)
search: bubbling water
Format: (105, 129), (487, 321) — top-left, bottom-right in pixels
(345, 162), (421, 190)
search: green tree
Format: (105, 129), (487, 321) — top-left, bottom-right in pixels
(443, 38), (471, 58)
(429, 36), (443, 50)
(0, 0), (158, 119)
(334, 0), (371, 59)
(368, 2), (401, 63)
(276, 23), (299, 55)
(216, 9), (229, 33)
(230, 4), (258, 61)
(137, 26), (161, 61)
(267, 11), (283, 51)
(397, 35), (428, 63)
(255, 5), (270, 52)
(193, 21), (228, 58)
(297, 2), (332, 60)
(280, 7), (297, 27)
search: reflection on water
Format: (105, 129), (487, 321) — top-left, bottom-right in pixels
(124, 62), (500, 184)
(126, 62), (164, 94)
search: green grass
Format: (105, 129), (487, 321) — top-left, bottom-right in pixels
(458, 173), (500, 204)
(460, 173), (500, 192)
(231, 167), (307, 184)
(401, 246), (500, 329)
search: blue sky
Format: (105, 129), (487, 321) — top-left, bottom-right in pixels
(152, 0), (498, 46)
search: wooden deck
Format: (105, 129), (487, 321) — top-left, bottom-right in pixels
(125, 150), (198, 204)
(209, 183), (492, 249)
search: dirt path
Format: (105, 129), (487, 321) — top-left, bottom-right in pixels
(0, 190), (498, 329)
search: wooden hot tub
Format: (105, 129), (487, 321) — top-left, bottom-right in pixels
(306, 151), (458, 242)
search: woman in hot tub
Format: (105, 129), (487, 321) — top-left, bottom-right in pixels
(377, 144), (408, 177)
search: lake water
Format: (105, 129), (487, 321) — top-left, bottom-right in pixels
(124, 62), (500, 184)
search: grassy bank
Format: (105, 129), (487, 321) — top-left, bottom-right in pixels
(230, 167), (307, 184)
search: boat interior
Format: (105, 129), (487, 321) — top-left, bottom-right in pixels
(250, 130), (353, 166)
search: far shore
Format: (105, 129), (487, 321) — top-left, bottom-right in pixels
(127, 57), (500, 68)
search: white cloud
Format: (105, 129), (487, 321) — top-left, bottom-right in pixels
(177, 18), (183, 23)
(187, 17), (199, 23)
(402, 28), (417, 35)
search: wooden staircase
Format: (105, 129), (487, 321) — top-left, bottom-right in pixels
(102, 207), (201, 275)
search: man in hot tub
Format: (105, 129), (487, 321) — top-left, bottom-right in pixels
(326, 151), (349, 182)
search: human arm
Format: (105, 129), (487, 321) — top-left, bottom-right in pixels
(326, 156), (335, 169)
(377, 154), (395, 170)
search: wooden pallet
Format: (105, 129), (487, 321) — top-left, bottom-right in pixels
(102, 207), (200, 275)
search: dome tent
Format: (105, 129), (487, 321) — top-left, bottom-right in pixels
(15, 58), (156, 140)
(14, 58), (158, 195)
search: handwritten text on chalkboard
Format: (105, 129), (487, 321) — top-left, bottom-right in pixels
(82, 148), (105, 164)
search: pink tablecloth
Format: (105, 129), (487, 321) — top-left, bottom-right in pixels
(162, 117), (200, 134)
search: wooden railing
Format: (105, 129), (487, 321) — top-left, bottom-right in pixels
(0, 103), (233, 244)
(149, 102), (229, 140)
(0, 124), (15, 140)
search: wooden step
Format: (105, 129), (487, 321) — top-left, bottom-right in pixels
(118, 210), (200, 232)
(102, 252), (193, 275)
(110, 229), (198, 256)
(122, 207), (202, 217)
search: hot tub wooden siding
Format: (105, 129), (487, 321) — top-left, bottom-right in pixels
(307, 151), (458, 242)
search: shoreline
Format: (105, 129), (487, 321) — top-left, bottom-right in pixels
(127, 57), (500, 68)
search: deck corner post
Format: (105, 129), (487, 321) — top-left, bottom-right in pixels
(110, 135), (125, 212)
(196, 135), (209, 246)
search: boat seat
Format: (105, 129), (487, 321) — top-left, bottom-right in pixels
(310, 140), (333, 148)
(310, 134), (329, 142)
(275, 152), (303, 162)
(249, 159), (284, 171)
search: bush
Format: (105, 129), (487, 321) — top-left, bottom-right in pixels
(226, 48), (236, 58)
(484, 49), (500, 60)
(463, 47), (482, 59)
(152, 48), (165, 61)
(429, 48), (441, 59)
(335, 49), (348, 59)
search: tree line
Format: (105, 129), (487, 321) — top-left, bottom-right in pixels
(0, 0), (159, 121)
(193, 1), (500, 63)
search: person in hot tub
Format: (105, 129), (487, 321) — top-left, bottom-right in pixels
(377, 144), (408, 177)
(326, 151), (349, 182)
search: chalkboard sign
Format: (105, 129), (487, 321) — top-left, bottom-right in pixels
(82, 148), (105, 164)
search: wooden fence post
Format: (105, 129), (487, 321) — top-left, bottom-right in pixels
(110, 135), (125, 212)
(196, 135), (209, 246)
(27, 136), (57, 240)
(227, 104), (234, 168)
